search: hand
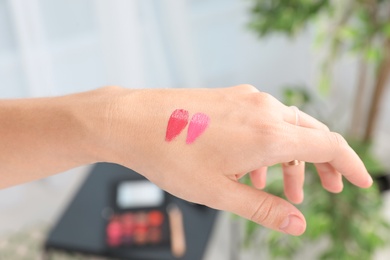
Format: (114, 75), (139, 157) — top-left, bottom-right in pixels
(101, 85), (372, 236)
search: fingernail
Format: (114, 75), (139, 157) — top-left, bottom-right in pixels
(279, 214), (306, 236)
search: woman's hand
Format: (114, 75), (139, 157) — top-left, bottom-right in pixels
(101, 85), (372, 236)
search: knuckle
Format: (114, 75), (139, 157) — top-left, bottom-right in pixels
(328, 132), (348, 152)
(254, 123), (289, 164)
(251, 194), (275, 224)
(258, 91), (272, 102)
(322, 124), (330, 131)
(320, 122), (330, 131)
(328, 132), (348, 156)
(249, 92), (272, 107)
(258, 122), (282, 139)
(239, 84), (258, 92)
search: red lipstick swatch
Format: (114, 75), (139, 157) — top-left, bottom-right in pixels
(165, 109), (189, 142)
(186, 113), (210, 144)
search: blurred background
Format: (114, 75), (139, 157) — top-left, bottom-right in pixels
(1, 0), (390, 259)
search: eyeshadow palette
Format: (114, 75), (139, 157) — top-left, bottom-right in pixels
(106, 210), (169, 248)
(106, 179), (171, 250)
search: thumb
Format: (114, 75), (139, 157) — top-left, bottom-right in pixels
(216, 178), (306, 236)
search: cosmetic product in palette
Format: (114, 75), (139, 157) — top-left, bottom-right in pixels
(106, 179), (171, 249)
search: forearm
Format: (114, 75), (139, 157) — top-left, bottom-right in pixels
(0, 88), (115, 188)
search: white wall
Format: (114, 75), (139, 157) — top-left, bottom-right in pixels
(0, 0), (320, 97)
(1, 0), (388, 99)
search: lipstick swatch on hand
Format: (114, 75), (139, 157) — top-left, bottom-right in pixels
(165, 109), (189, 142)
(186, 113), (210, 144)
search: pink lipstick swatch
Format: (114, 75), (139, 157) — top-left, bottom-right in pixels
(186, 113), (210, 144)
(165, 109), (189, 142)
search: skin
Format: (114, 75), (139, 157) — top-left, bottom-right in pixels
(0, 84), (372, 236)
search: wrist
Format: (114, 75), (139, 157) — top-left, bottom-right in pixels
(71, 86), (143, 166)
(61, 86), (125, 165)
(81, 87), (171, 177)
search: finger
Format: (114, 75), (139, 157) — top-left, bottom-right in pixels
(275, 125), (372, 188)
(215, 177), (306, 236)
(283, 106), (329, 131)
(282, 162), (305, 204)
(315, 163), (343, 193)
(250, 167), (268, 189)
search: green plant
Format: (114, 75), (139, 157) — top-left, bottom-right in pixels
(240, 2), (390, 257)
(249, 0), (390, 141)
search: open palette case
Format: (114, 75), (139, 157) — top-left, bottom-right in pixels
(44, 163), (217, 260)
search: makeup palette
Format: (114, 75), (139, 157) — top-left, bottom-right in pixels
(106, 180), (171, 249)
(106, 210), (168, 248)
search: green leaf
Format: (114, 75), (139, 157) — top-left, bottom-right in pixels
(318, 74), (331, 95)
(382, 23), (390, 38)
(282, 86), (311, 107)
(339, 26), (359, 40)
(364, 47), (382, 63)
